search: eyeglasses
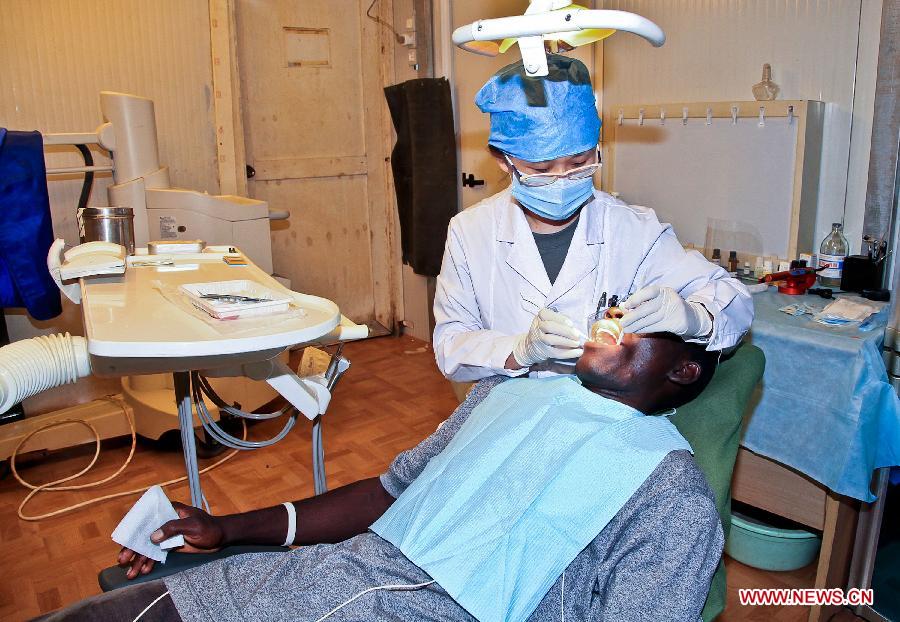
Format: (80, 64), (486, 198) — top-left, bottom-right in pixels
(504, 152), (601, 187)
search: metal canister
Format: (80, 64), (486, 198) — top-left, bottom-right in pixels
(79, 207), (135, 255)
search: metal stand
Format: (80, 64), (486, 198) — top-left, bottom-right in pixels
(312, 416), (327, 495)
(170, 348), (350, 507)
(173, 372), (205, 508)
(849, 468), (892, 621)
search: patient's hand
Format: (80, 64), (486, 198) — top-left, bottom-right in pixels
(117, 502), (225, 579)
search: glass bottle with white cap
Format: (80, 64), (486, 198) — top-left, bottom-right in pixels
(817, 223), (849, 288)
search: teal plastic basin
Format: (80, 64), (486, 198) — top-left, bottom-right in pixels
(726, 510), (821, 572)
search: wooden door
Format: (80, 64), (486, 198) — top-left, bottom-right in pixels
(235, 0), (396, 333)
(449, 0), (596, 208)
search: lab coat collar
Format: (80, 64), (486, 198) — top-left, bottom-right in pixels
(500, 199), (553, 296)
(498, 190), (605, 300)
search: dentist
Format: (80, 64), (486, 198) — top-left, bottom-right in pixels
(433, 54), (752, 382)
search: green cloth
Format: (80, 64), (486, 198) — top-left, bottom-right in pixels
(669, 343), (765, 621)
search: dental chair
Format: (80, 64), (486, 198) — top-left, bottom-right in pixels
(669, 342), (765, 621)
(100, 343), (765, 622)
(98, 545), (289, 592)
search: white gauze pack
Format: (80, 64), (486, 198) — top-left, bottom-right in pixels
(111, 486), (185, 562)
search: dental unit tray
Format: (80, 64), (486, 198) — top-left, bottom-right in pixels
(181, 280), (292, 320)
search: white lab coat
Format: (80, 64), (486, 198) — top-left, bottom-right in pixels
(433, 188), (753, 382)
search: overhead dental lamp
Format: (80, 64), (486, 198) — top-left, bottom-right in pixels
(452, 1), (665, 77)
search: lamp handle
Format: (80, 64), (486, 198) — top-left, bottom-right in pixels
(451, 9), (665, 48)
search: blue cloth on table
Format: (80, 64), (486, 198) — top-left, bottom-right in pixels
(0, 128), (61, 320)
(744, 290), (900, 501)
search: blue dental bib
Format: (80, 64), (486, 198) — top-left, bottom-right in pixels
(371, 376), (691, 622)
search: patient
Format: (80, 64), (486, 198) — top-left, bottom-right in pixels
(39, 333), (722, 622)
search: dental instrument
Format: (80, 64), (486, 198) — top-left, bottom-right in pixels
(758, 265), (822, 296)
(452, 2), (665, 78)
(199, 293), (272, 303)
(589, 316), (624, 345)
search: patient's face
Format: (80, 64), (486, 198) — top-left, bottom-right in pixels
(575, 333), (671, 392)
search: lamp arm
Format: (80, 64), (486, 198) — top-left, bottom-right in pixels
(451, 9), (665, 48)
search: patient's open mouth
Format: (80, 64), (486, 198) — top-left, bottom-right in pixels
(588, 310), (624, 346)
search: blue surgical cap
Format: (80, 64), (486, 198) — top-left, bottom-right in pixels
(476, 54), (601, 162)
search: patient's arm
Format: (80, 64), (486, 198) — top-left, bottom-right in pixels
(223, 477), (395, 545)
(119, 477), (394, 579)
(590, 496), (722, 622)
(121, 376), (504, 579)
(591, 482), (722, 621)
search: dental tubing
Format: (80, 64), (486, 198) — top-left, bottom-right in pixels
(10, 395), (246, 521)
(0, 332), (91, 413)
(2, 333), (245, 521)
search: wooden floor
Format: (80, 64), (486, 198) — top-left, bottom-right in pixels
(0, 335), (862, 621)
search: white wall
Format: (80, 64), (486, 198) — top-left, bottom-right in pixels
(600, 0), (883, 255)
(0, 0), (218, 412)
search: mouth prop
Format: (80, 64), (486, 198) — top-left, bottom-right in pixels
(588, 307), (624, 345)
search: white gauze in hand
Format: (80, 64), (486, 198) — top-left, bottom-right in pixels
(111, 485), (185, 563)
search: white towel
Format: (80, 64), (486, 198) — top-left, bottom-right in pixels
(111, 486), (185, 563)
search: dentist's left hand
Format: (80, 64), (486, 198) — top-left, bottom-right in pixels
(619, 286), (712, 339)
(117, 502), (225, 579)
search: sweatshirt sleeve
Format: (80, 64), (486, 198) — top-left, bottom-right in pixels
(379, 377), (507, 497)
(590, 478), (724, 621)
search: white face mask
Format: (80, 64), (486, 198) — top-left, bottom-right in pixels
(509, 172), (595, 220)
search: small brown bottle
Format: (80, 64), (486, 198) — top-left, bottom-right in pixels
(728, 251), (739, 274)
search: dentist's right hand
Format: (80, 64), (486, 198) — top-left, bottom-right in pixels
(117, 502), (225, 579)
(510, 307), (584, 368)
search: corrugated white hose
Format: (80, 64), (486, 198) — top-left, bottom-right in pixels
(3, 333), (244, 521)
(0, 333), (91, 412)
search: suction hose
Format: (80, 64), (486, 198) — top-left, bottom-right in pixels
(0, 333), (91, 413)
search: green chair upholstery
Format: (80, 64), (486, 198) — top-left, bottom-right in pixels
(669, 343), (765, 621)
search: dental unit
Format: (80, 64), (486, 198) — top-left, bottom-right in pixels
(0, 91), (367, 519)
